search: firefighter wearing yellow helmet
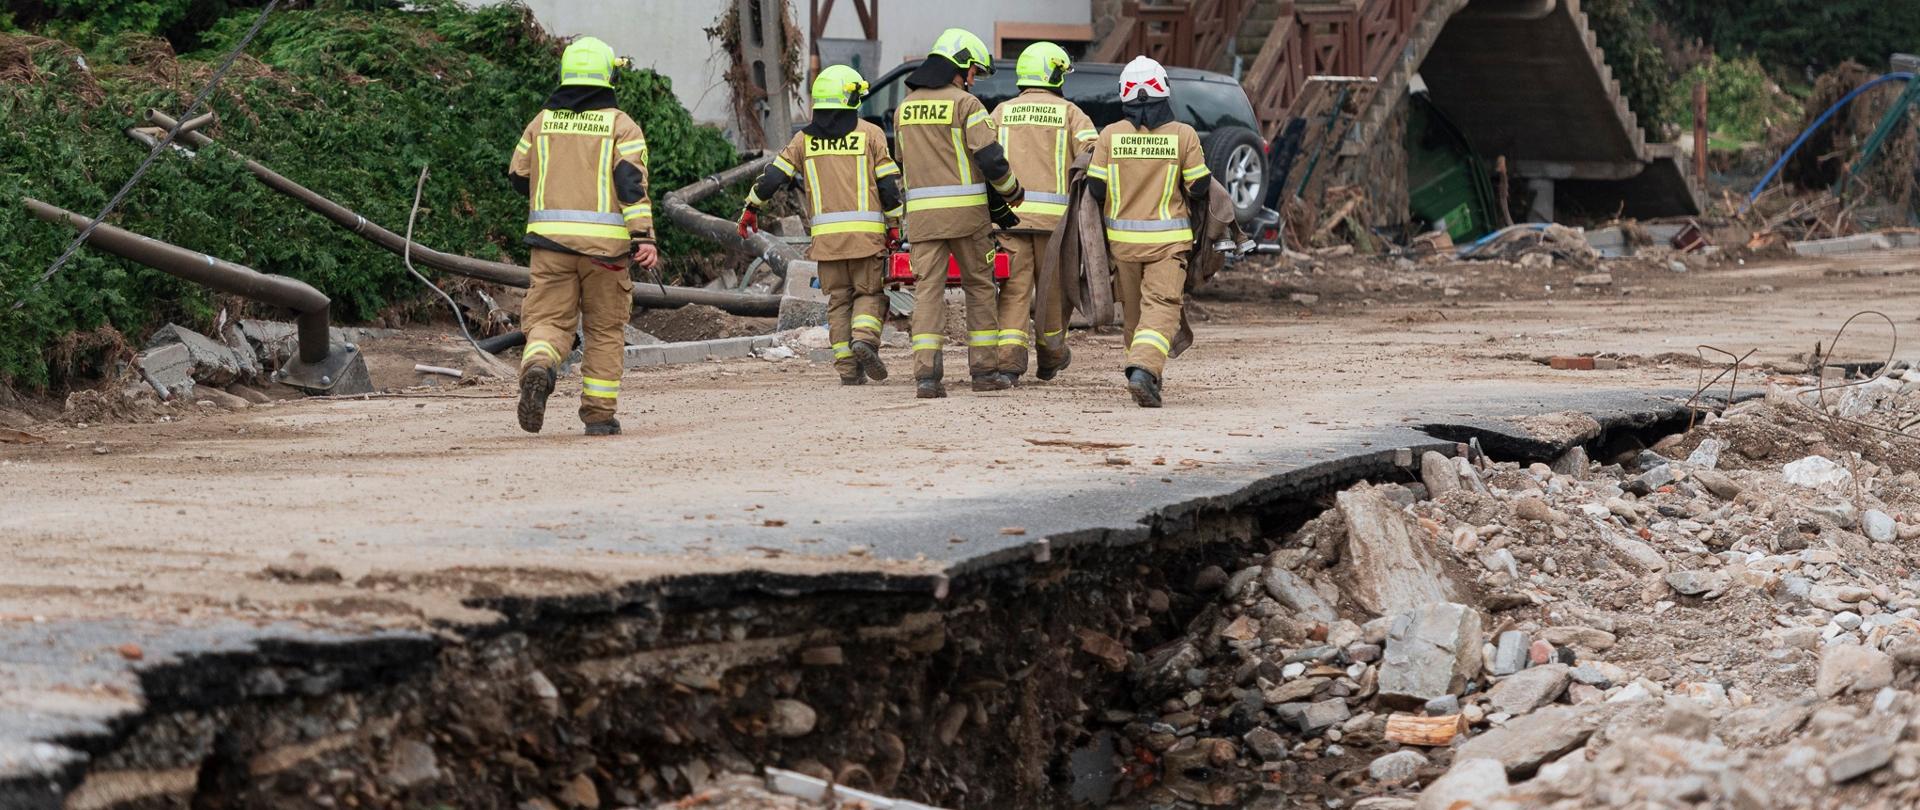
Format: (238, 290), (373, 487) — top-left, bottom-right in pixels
(987, 42), (1097, 385)
(738, 65), (903, 385)
(508, 36), (655, 435)
(895, 28), (1025, 398)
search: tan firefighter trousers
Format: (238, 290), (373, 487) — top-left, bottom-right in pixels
(1115, 252), (1187, 378)
(819, 256), (888, 379)
(908, 225), (999, 381)
(519, 248), (633, 425)
(995, 231), (1053, 377)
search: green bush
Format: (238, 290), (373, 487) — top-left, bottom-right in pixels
(0, 1), (737, 388)
(1652, 0), (1920, 74)
(1584, 0), (1677, 142)
(1662, 56), (1801, 148)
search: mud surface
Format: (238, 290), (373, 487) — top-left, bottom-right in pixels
(5, 249), (1920, 807)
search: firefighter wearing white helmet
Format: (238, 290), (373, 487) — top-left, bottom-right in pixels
(508, 36), (656, 435)
(738, 65), (903, 385)
(986, 41), (1098, 385)
(1086, 55), (1210, 407)
(894, 28), (1026, 398)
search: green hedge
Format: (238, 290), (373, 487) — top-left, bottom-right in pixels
(0, 0), (739, 388)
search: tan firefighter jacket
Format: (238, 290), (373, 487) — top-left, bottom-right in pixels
(990, 88), (1097, 233)
(747, 119), (902, 261)
(894, 83), (1022, 241)
(1086, 120), (1211, 262)
(509, 107), (653, 259)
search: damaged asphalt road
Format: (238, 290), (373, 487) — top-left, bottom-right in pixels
(2, 251), (1917, 805)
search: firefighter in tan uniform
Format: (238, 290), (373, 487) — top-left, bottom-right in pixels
(1087, 57), (1211, 408)
(507, 37), (657, 435)
(738, 65), (901, 385)
(895, 28), (1025, 398)
(988, 42), (1098, 385)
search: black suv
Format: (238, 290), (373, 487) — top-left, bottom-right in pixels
(861, 60), (1269, 227)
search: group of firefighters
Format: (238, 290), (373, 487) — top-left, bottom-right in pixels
(509, 29), (1212, 435)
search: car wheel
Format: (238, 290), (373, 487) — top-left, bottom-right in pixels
(1203, 126), (1266, 227)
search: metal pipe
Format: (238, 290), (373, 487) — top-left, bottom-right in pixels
(659, 154), (805, 278)
(136, 111), (783, 316)
(25, 197), (333, 364)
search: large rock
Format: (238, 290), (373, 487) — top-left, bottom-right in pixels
(1336, 484), (1460, 616)
(1420, 451), (1460, 497)
(1454, 705), (1603, 777)
(146, 323), (246, 385)
(1417, 758), (1509, 810)
(1262, 567), (1338, 623)
(1816, 643), (1893, 698)
(1487, 664), (1570, 715)
(1379, 602), (1483, 707)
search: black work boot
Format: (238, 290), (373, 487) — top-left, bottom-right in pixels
(1037, 346), (1072, 381)
(996, 371), (1020, 388)
(517, 366), (555, 433)
(916, 378), (947, 398)
(584, 417), (622, 436)
(971, 373), (1011, 392)
(851, 341), (888, 381)
(1126, 367), (1162, 408)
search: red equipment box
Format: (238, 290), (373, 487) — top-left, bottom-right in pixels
(886, 248), (1011, 286)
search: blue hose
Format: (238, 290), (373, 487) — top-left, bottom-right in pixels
(1456, 223), (1549, 258)
(1741, 72), (1916, 213)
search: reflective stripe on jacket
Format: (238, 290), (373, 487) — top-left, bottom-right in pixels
(1088, 120), (1210, 262)
(750, 120), (900, 261)
(990, 88), (1097, 233)
(510, 108), (652, 259)
(895, 84), (1014, 241)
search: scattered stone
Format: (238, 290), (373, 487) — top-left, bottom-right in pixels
(1193, 565), (1229, 592)
(558, 773), (599, 809)
(1539, 626), (1616, 651)
(1568, 665), (1614, 689)
(1513, 497), (1556, 523)
(1243, 726), (1288, 762)
(1690, 468), (1742, 500)
(1862, 509), (1897, 543)
(1816, 644), (1894, 697)
(1487, 664), (1571, 715)
(1572, 272), (1612, 287)
(1490, 630), (1530, 676)
(146, 323), (248, 385)
(384, 739), (440, 789)
(1827, 736), (1897, 783)
(1454, 705), (1602, 777)
(1782, 455), (1852, 489)
(1686, 438), (1724, 469)
(769, 699), (817, 737)
(1665, 569), (1729, 597)
(1549, 446), (1589, 478)
(116, 644), (143, 661)
(1416, 758), (1509, 810)
(1337, 484), (1461, 615)
(1369, 750), (1428, 784)
(1379, 602), (1483, 707)
(1624, 464), (1675, 495)
(1421, 451), (1461, 497)
(1263, 567), (1338, 623)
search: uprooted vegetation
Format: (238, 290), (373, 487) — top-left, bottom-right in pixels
(0, 1), (741, 389)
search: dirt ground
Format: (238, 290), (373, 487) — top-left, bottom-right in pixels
(4, 249), (1918, 631)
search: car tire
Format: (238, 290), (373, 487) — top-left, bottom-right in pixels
(1203, 126), (1266, 228)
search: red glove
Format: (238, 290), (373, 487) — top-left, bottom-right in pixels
(737, 208), (758, 239)
(886, 226), (901, 252)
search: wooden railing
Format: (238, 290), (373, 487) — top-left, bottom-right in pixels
(1091, 0), (1249, 71)
(1111, 0), (1429, 138)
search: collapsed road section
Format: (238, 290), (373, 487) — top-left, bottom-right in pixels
(0, 385), (1705, 808)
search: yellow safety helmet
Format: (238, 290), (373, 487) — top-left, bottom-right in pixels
(811, 64), (868, 110)
(929, 28), (994, 75)
(560, 36), (621, 88)
(1015, 41), (1072, 89)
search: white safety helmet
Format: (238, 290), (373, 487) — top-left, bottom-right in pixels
(1118, 55), (1170, 101)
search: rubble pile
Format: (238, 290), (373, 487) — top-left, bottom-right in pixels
(1093, 373), (1920, 808)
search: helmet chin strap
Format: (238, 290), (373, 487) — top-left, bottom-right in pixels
(962, 64), (979, 89)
